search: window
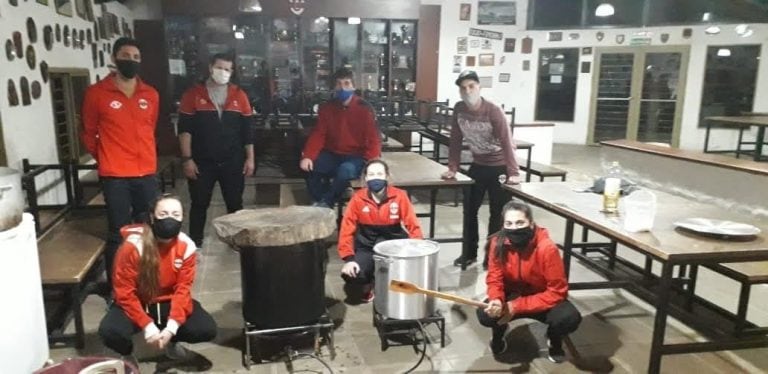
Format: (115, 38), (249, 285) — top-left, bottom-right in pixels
(535, 48), (579, 122)
(529, 0), (583, 29)
(50, 71), (90, 162)
(699, 45), (761, 126)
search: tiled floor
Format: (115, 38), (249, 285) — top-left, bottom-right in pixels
(48, 144), (768, 373)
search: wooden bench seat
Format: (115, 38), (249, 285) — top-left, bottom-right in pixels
(518, 158), (567, 181)
(38, 209), (107, 348)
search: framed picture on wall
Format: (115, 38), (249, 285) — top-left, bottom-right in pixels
(479, 53), (495, 66)
(479, 76), (493, 88)
(459, 3), (471, 21)
(55, 0), (73, 17)
(504, 38), (515, 53)
(478, 1), (516, 25)
(499, 73), (510, 82)
(466, 55), (476, 66)
(75, 0), (87, 19)
(457, 37), (468, 54)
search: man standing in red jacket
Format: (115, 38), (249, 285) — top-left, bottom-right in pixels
(81, 37), (160, 289)
(477, 201), (581, 363)
(300, 68), (381, 208)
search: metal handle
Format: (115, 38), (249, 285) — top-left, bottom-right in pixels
(373, 255), (394, 264)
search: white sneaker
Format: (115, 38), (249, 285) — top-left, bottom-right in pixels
(164, 342), (192, 360)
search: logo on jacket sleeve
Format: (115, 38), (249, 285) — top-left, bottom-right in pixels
(138, 98), (149, 110)
(362, 206), (370, 213)
(109, 100), (122, 109)
(174, 258), (183, 269)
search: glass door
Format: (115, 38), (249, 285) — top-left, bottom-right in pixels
(331, 19), (362, 87)
(389, 21), (417, 99)
(361, 20), (389, 97)
(589, 46), (688, 146)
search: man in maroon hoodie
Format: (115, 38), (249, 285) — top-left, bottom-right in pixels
(300, 68), (381, 208)
(477, 201), (581, 362)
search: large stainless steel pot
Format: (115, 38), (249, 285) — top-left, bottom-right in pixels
(0, 167), (24, 232)
(373, 239), (439, 319)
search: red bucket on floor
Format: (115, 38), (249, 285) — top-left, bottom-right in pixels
(34, 357), (139, 374)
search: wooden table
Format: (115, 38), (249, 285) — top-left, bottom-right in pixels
(381, 137), (404, 151)
(502, 182), (768, 373)
(349, 151), (473, 243)
(704, 116), (768, 161)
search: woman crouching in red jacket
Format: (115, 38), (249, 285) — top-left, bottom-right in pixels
(338, 159), (423, 303)
(477, 201), (581, 363)
(98, 194), (216, 363)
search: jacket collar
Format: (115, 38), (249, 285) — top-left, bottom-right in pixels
(102, 72), (153, 95)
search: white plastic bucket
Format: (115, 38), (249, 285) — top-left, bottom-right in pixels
(623, 190), (657, 232)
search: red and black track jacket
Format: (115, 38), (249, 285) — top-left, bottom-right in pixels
(112, 225), (197, 336)
(81, 73), (159, 177)
(177, 83), (254, 163)
(338, 186), (423, 261)
(486, 226), (569, 315)
(302, 96), (381, 161)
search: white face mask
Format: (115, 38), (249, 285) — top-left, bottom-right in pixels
(211, 68), (231, 85)
(461, 91), (481, 107)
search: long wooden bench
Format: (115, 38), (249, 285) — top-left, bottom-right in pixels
(39, 209), (106, 349)
(601, 139), (768, 335)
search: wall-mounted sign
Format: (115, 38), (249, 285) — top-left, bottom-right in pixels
(629, 37), (651, 46)
(469, 28), (503, 40)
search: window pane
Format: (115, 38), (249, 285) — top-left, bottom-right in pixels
(535, 48), (579, 122)
(530, 0), (583, 29)
(699, 45), (761, 126)
(586, 0), (644, 27)
(648, 0), (709, 25)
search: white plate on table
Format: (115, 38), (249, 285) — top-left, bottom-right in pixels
(673, 218), (761, 237)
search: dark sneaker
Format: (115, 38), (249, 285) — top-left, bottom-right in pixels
(453, 256), (477, 267)
(490, 336), (507, 355)
(547, 339), (566, 363)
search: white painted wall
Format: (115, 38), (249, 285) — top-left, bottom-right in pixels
(429, 0), (768, 150)
(0, 0), (159, 203)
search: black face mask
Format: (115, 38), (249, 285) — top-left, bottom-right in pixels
(152, 217), (182, 240)
(503, 227), (535, 249)
(115, 59), (140, 79)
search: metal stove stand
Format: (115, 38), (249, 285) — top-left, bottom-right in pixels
(372, 309), (446, 351)
(242, 312), (335, 369)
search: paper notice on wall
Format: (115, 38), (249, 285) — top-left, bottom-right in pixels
(550, 75), (562, 84)
(169, 59), (187, 76)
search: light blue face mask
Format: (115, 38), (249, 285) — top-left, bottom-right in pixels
(333, 88), (355, 102)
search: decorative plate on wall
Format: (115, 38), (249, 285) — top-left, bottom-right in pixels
(26, 45), (36, 69)
(40, 61), (49, 83)
(31, 80), (41, 99)
(27, 18), (38, 44)
(93, 21), (99, 41)
(72, 27), (78, 49)
(5, 40), (15, 61)
(56, 24), (61, 42)
(79, 30), (85, 49)
(63, 25), (70, 47)
(20, 77), (31, 106)
(86, 29), (92, 43)
(13, 31), (23, 58)
(7, 79), (20, 106)
(91, 43), (97, 67)
(98, 50), (104, 67)
(43, 25), (53, 51)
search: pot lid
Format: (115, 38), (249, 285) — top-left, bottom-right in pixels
(373, 239), (439, 258)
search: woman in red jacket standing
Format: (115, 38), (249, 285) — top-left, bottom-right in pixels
(338, 159), (423, 303)
(477, 201), (581, 363)
(98, 195), (216, 363)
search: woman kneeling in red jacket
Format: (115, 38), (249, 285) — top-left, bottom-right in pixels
(477, 201), (581, 363)
(338, 159), (423, 303)
(98, 195), (216, 363)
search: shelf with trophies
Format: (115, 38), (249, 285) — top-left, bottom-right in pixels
(331, 18), (417, 100)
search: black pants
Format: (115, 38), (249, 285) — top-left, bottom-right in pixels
(476, 299), (582, 343)
(340, 248), (375, 285)
(102, 175), (160, 286)
(462, 164), (512, 260)
(99, 300), (217, 355)
(188, 159), (245, 246)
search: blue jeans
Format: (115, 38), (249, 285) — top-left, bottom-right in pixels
(306, 150), (365, 207)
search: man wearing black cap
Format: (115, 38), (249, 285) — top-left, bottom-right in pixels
(441, 70), (521, 269)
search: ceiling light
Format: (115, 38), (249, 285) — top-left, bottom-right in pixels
(705, 25), (721, 35)
(348, 17), (361, 25)
(234, 31), (245, 39)
(701, 12), (711, 22)
(735, 24), (753, 37)
(595, 3), (615, 17)
(717, 48), (731, 57)
(239, 0), (262, 12)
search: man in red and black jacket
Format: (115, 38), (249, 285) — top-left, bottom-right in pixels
(177, 53), (255, 247)
(299, 68), (381, 208)
(81, 37), (160, 289)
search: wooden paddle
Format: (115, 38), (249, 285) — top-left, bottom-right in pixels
(389, 280), (514, 325)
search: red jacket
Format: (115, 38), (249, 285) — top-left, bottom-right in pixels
(486, 226), (568, 315)
(302, 96), (381, 161)
(338, 186), (423, 260)
(81, 74), (160, 177)
(112, 225), (197, 335)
